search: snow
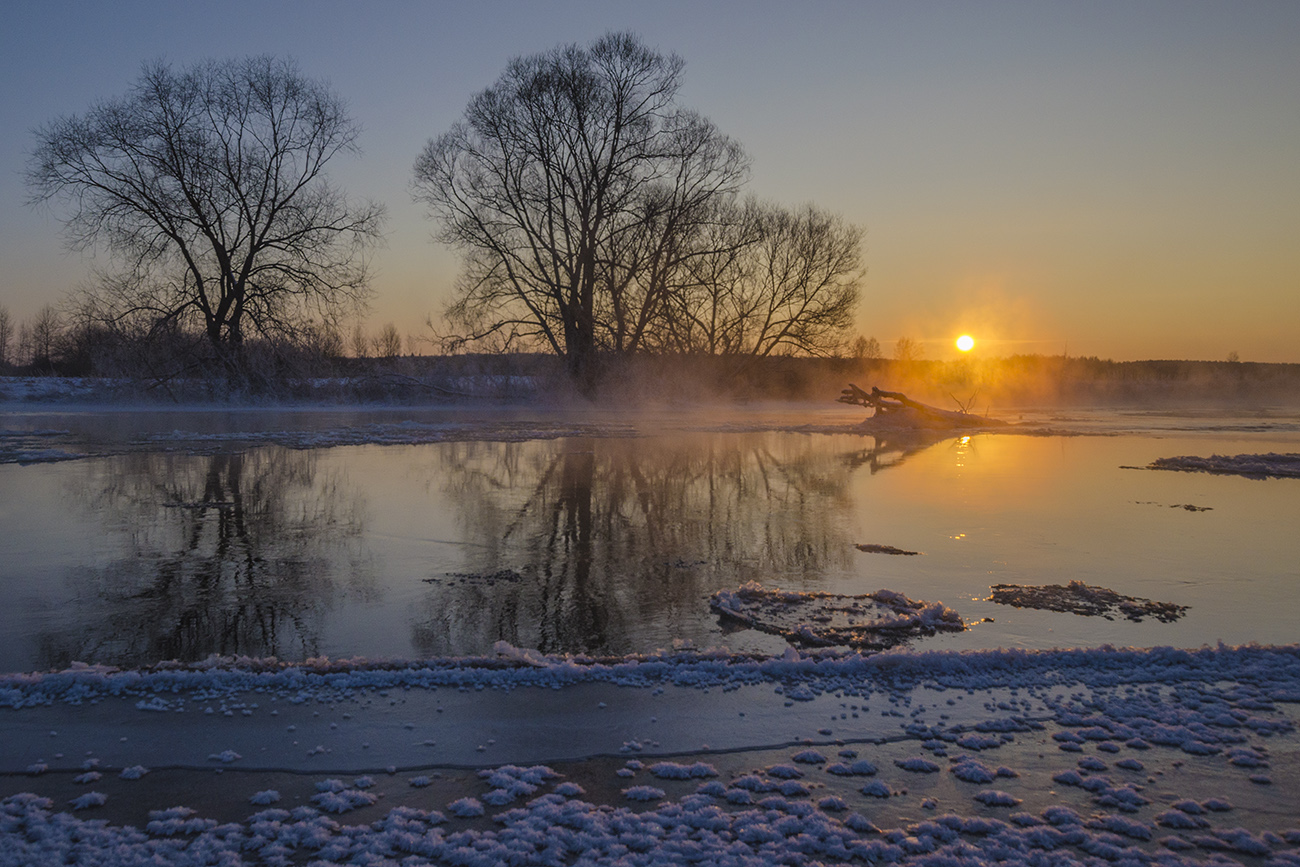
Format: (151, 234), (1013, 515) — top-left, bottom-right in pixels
(972, 789), (1022, 807)
(647, 761), (718, 780)
(620, 785), (665, 801)
(789, 749), (827, 764)
(67, 791), (106, 810)
(826, 759), (878, 776)
(0, 377), (125, 403)
(444, 796), (483, 818)
(310, 786), (379, 813)
(0, 641), (1294, 863)
(860, 779), (892, 798)
(951, 758), (997, 783)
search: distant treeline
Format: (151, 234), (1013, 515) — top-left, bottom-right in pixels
(850, 354), (1300, 409)
(3, 332), (1298, 408)
(543, 353), (1300, 408)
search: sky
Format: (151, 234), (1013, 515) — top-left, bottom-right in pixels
(2, 0), (1297, 363)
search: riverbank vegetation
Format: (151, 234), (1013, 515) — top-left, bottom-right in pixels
(1, 326), (1297, 409)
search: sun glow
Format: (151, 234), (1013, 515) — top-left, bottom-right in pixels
(956, 334), (975, 352)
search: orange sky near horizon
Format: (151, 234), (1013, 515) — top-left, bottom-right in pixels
(2, 1), (1297, 364)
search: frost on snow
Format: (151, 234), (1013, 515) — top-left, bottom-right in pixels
(895, 756), (941, 773)
(973, 789), (1022, 807)
(648, 761), (718, 780)
(827, 759), (879, 776)
(68, 792), (106, 810)
(790, 749), (828, 765)
(621, 785), (666, 801)
(951, 758), (997, 784)
(445, 797), (484, 818)
(310, 788), (378, 814)
(709, 582), (964, 649)
(207, 749), (242, 763)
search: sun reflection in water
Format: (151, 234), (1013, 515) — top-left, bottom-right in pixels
(951, 434), (974, 468)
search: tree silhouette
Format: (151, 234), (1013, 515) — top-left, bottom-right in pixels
(28, 56), (384, 382)
(413, 33), (750, 393)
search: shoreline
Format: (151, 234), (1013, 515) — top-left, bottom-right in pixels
(3, 644), (1298, 863)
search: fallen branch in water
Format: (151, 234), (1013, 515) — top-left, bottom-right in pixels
(838, 384), (1007, 430)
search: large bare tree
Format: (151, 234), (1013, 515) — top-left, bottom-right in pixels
(27, 56), (384, 380)
(413, 32), (748, 393)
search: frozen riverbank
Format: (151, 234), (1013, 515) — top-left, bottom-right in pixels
(2, 644), (1298, 865)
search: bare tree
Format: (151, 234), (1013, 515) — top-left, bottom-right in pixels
(350, 322), (371, 359)
(29, 305), (63, 371)
(372, 322), (402, 358)
(413, 32), (747, 394)
(851, 335), (882, 361)
(15, 323), (33, 368)
(27, 56), (385, 382)
(664, 200), (861, 361)
(0, 306), (12, 367)
(299, 321), (344, 361)
(895, 336), (924, 362)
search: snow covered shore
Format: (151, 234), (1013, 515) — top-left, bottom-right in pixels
(2, 643), (1298, 865)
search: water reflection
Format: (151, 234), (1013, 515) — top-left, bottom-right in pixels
(5, 412), (1296, 668)
(41, 449), (370, 668)
(842, 432), (950, 474)
(414, 435), (876, 657)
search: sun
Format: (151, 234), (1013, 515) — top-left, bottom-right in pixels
(956, 334), (975, 352)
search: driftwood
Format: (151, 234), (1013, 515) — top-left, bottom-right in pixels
(838, 384), (1006, 430)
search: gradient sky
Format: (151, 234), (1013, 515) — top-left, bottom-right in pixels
(2, 1), (1297, 362)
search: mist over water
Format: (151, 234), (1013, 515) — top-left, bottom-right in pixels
(0, 405), (1297, 673)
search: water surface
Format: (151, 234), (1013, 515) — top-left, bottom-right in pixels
(1, 406), (1296, 672)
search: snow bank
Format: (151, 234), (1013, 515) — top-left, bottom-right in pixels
(0, 377), (127, 403)
(3, 643), (1299, 718)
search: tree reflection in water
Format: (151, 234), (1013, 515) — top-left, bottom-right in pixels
(42, 449), (369, 669)
(842, 432), (948, 474)
(415, 434), (898, 657)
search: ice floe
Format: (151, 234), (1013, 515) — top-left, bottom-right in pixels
(990, 580), (1188, 622)
(710, 582), (964, 649)
(1145, 451), (1300, 479)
